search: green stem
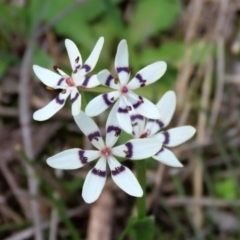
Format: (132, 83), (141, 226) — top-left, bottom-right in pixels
(136, 160), (147, 219)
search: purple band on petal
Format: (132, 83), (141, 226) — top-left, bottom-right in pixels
(148, 119), (164, 128)
(56, 95), (65, 105)
(103, 94), (112, 106)
(76, 65), (81, 70)
(82, 76), (90, 87)
(132, 96), (144, 109)
(78, 150), (88, 164)
(118, 107), (128, 113)
(92, 168), (106, 177)
(57, 78), (64, 86)
(125, 142), (133, 158)
(155, 147), (164, 156)
(135, 74), (146, 87)
(117, 67), (129, 74)
(71, 92), (79, 103)
(82, 64), (91, 72)
(88, 131), (101, 142)
(163, 132), (170, 145)
(130, 114), (144, 121)
(111, 165), (125, 176)
(106, 75), (114, 86)
(107, 125), (122, 134)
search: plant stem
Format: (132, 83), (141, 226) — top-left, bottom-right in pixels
(136, 160), (147, 219)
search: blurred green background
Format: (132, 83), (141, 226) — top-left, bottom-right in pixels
(1, 0), (240, 239)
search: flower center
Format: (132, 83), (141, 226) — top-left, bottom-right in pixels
(66, 77), (75, 86)
(101, 147), (111, 156)
(140, 130), (150, 138)
(121, 86), (128, 94)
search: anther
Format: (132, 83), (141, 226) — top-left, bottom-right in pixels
(128, 67), (133, 74)
(62, 89), (67, 94)
(110, 97), (115, 101)
(123, 150), (129, 156)
(115, 130), (120, 137)
(46, 86), (54, 91)
(126, 106), (132, 111)
(81, 157), (88, 161)
(53, 66), (59, 73)
(132, 122), (138, 126)
(75, 56), (79, 63)
(93, 137), (99, 141)
(114, 78), (119, 84)
(73, 69), (77, 74)
(115, 167), (120, 172)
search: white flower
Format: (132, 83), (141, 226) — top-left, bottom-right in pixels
(85, 39), (167, 134)
(46, 104), (162, 203)
(33, 37), (104, 121)
(130, 91), (196, 167)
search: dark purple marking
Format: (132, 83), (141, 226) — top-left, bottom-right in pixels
(103, 94), (112, 106)
(57, 78), (64, 86)
(148, 119), (164, 128)
(88, 131), (101, 142)
(111, 165), (125, 176)
(107, 125), (121, 136)
(132, 96), (144, 109)
(155, 147), (164, 156)
(118, 107), (128, 113)
(71, 92), (79, 103)
(82, 76), (90, 87)
(78, 150), (88, 164)
(82, 64), (91, 72)
(92, 168), (106, 177)
(135, 74), (146, 87)
(125, 142), (133, 158)
(76, 64), (81, 70)
(106, 75), (114, 86)
(163, 132), (170, 145)
(117, 67), (129, 74)
(130, 114), (144, 121)
(56, 95), (65, 105)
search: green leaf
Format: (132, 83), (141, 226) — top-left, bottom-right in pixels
(119, 216), (155, 240)
(129, 0), (180, 45)
(32, 46), (53, 69)
(0, 60), (9, 80)
(214, 178), (238, 200)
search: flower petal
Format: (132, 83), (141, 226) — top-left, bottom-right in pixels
(70, 89), (81, 116)
(116, 96), (133, 134)
(127, 92), (161, 119)
(33, 65), (68, 89)
(82, 157), (107, 203)
(144, 91), (176, 137)
(74, 111), (104, 149)
(154, 126), (196, 147)
(65, 39), (82, 71)
(46, 148), (100, 169)
(108, 156), (142, 197)
(79, 74), (100, 88)
(85, 91), (120, 117)
(115, 40), (129, 85)
(106, 101), (121, 147)
(127, 61), (167, 90)
(112, 138), (162, 160)
(78, 37), (104, 77)
(153, 147), (183, 167)
(97, 69), (119, 90)
(33, 91), (70, 121)
(130, 111), (145, 138)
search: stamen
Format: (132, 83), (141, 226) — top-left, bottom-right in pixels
(126, 106), (132, 111)
(73, 69), (77, 74)
(75, 56), (79, 63)
(62, 89), (67, 94)
(114, 78), (119, 84)
(115, 167), (120, 172)
(53, 66), (59, 73)
(128, 67), (133, 74)
(66, 77), (75, 86)
(140, 130), (150, 138)
(101, 147), (111, 156)
(115, 130), (120, 137)
(132, 122), (138, 126)
(110, 97), (115, 101)
(93, 137), (99, 141)
(121, 86), (128, 93)
(46, 86), (54, 91)
(123, 150), (129, 156)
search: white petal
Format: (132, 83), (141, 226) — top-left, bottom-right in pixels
(82, 157), (107, 203)
(154, 126), (196, 147)
(33, 91), (70, 121)
(127, 92), (161, 119)
(108, 156), (142, 197)
(97, 69), (119, 90)
(79, 74), (100, 88)
(33, 65), (68, 89)
(112, 138), (162, 160)
(78, 37), (104, 76)
(115, 40), (129, 85)
(70, 89), (81, 116)
(74, 111), (104, 149)
(106, 101), (121, 147)
(85, 91), (120, 117)
(116, 96), (133, 134)
(153, 147), (183, 167)
(156, 91), (176, 127)
(127, 61), (167, 90)
(130, 111), (145, 138)
(46, 148), (100, 169)
(65, 39), (82, 71)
